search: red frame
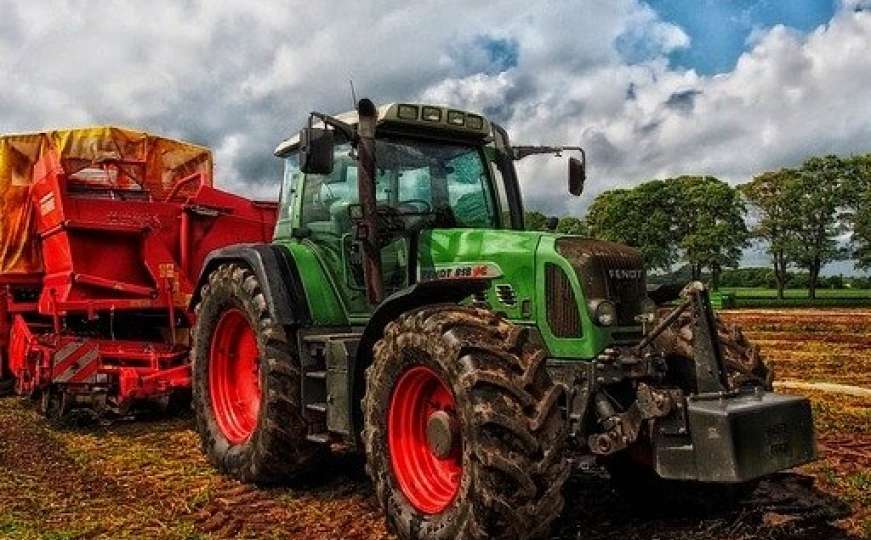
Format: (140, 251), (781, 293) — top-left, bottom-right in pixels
(1, 139), (277, 410)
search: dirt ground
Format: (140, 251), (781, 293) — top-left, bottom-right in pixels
(0, 308), (868, 540)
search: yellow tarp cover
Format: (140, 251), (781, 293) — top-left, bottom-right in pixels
(0, 127), (213, 275)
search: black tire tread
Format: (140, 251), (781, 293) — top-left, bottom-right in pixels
(363, 304), (570, 540)
(192, 263), (322, 484)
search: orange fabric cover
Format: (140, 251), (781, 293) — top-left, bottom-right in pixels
(0, 127), (212, 274)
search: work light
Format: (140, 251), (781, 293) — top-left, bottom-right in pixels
(421, 106), (442, 122)
(397, 104), (419, 120)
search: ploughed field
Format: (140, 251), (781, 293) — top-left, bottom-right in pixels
(0, 309), (868, 539)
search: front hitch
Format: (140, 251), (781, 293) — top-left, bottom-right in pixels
(634, 283), (817, 482)
(635, 281), (728, 393)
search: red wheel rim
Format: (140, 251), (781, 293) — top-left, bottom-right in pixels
(209, 309), (261, 444)
(388, 366), (462, 514)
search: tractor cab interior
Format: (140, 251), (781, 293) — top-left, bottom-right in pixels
(288, 135), (500, 314)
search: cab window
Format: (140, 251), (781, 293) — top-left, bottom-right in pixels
(279, 152), (301, 222)
(300, 137), (497, 235)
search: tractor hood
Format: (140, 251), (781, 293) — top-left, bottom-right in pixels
(418, 229), (541, 321)
(416, 229), (647, 328)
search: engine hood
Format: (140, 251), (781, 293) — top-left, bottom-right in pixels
(554, 237), (647, 326)
(417, 228), (543, 319)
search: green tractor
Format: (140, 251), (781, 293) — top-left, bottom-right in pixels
(190, 99), (815, 539)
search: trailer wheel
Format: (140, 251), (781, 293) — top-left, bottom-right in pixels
(39, 386), (70, 420)
(364, 305), (569, 540)
(192, 263), (323, 483)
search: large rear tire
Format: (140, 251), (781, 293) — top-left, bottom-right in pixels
(363, 305), (570, 540)
(192, 263), (323, 483)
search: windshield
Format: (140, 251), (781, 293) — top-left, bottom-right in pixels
(300, 137), (498, 234)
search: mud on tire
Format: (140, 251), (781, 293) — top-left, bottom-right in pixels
(192, 263), (323, 483)
(363, 305), (570, 540)
(653, 308), (773, 390)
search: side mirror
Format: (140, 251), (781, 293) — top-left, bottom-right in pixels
(568, 156), (585, 196)
(299, 127), (334, 175)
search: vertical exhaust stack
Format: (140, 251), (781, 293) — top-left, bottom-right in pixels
(356, 99), (384, 305)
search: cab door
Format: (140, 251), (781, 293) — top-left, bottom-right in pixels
(295, 141), (408, 319)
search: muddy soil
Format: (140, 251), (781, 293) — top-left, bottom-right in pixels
(0, 308), (867, 539)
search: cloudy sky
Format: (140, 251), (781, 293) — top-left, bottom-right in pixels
(1, 0), (869, 269)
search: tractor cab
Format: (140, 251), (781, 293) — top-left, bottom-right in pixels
(270, 102), (636, 360)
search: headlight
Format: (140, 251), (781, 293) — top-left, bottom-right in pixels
(589, 299), (617, 326)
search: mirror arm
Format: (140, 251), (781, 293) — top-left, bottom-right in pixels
(512, 145), (585, 161)
(309, 111), (357, 141)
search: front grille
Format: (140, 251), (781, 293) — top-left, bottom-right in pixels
(545, 263), (582, 338)
(555, 238), (646, 326)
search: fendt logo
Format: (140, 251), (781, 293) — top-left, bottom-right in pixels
(608, 269), (644, 280)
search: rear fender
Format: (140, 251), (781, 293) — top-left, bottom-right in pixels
(191, 244), (309, 327)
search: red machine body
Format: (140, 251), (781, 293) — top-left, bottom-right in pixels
(0, 127), (276, 413)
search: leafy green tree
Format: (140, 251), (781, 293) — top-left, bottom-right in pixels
(784, 156), (852, 298)
(586, 181), (681, 271)
(846, 154), (871, 269)
(673, 176), (748, 290)
(524, 211), (551, 231)
(739, 169), (799, 299)
(555, 216), (587, 236)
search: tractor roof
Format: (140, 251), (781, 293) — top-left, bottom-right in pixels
(274, 103), (491, 156)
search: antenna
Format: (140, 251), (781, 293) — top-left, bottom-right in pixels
(349, 80), (358, 110)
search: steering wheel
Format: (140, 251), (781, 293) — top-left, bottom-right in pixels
(396, 199), (433, 215)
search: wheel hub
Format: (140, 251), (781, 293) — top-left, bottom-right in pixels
(209, 309), (261, 444)
(426, 410), (457, 459)
(387, 365), (462, 514)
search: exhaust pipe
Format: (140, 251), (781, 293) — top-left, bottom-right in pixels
(356, 99), (384, 305)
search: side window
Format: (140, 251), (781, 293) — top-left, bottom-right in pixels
(447, 151), (495, 228)
(279, 152), (301, 222)
(489, 160), (512, 229)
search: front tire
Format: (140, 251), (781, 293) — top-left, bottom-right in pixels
(363, 305), (570, 540)
(192, 263), (323, 483)
(608, 307), (768, 512)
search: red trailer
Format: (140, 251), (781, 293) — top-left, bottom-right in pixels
(0, 127), (277, 415)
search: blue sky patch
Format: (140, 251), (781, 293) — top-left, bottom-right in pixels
(476, 36), (520, 73)
(647, 0), (836, 74)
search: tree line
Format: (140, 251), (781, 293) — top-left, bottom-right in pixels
(525, 154), (871, 298)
